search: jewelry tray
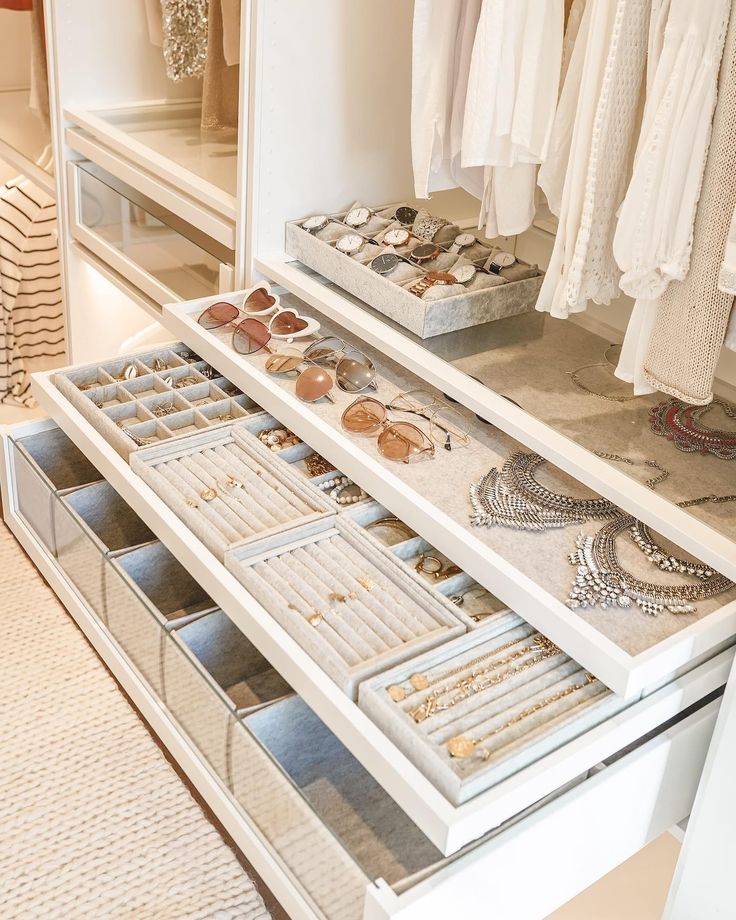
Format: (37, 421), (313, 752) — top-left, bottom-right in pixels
(130, 421), (334, 562)
(224, 514), (468, 699)
(53, 343), (261, 460)
(285, 202), (543, 339)
(359, 626), (630, 806)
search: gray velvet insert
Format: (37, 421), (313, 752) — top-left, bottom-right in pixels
(53, 343), (261, 460)
(226, 515), (466, 699)
(286, 202), (543, 338)
(130, 422), (334, 561)
(360, 626), (631, 805)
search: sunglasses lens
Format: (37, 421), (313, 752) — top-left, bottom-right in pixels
(336, 352), (376, 392)
(377, 422), (431, 462)
(304, 336), (344, 364)
(232, 318), (271, 355)
(430, 407), (469, 449)
(270, 310), (309, 336)
(265, 353), (304, 373)
(198, 301), (239, 330)
(390, 388), (436, 413)
(243, 287), (276, 313)
(295, 366), (333, 402)
(341, 398), (386, 433)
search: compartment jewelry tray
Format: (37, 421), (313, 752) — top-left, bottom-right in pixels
(285, 201), (543, 338)
(53, 343), (261, 460)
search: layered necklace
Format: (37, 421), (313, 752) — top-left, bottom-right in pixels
(649, 397), (736, 460)
(469, 451), (735, 616)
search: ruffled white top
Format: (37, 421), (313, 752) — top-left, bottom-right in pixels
(613, 0), (731, 300)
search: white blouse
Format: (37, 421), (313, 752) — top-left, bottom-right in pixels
(537, 0), (650, 319)
(411, 0), (483, 200)
(461, 0), (563, 238)
(613, 0), (731, 301)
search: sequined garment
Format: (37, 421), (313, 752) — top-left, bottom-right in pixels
(161, 0), (209, 81)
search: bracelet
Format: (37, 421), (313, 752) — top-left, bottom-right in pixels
(364, 516), (416, 542)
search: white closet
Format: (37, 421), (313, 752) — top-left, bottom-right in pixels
(1, 3), (735, 919)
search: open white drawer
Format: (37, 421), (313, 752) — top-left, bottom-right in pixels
(19, 370), (735, 857)
(0, 416), (727, 920)
(162, 290), (736, 701)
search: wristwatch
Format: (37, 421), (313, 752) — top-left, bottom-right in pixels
(302, 214), (329, 233)
(345, 206), (371, 229)
(453, 264), (476, 284)
(384, 227), (411, 247)
(395, 206), (418, 226)
(489, 251), (517, 274)
(414, 212), (450, 241)
(409, 271), (458, 298)
(370, 253), (400, 275)
(410, 242), (441, 264)
(449, 232), (476, 253)
(336, 233), (364, 255)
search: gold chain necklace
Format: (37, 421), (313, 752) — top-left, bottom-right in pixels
(447, 673), (597, 759)
(408, 637), (560, 724)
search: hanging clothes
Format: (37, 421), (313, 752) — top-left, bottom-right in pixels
(28, 0), (50, 132)
(613, 0), (730, 301)
(0, 179), (64, 407)
(536, 0), (650, 319)
(560, 0), (587, 87)
(643, 2), (736, 404)
(161, 0), (209, 81)
(461, 0), (564, 238)
(201, 0), (239, 131)
(410, 0), (484, 200)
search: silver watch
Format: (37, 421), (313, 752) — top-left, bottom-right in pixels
(336, 233), (364, 255)
(345, 206), (372, 229)
(489, 251), (516, 274)
(302, 214), (329, 233)
(449, 232), (476, 254)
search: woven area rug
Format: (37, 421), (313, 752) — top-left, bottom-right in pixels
(0, 523), (272, 920)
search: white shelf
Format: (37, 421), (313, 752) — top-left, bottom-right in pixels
(65, 102), (238, 221)
(0, 88), (54, 195)
(28, 364), (731, 855)
(256, 255), (736, 586)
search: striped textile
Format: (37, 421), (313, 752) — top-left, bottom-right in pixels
(0, 177), (65, 407)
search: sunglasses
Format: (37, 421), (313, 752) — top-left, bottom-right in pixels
(386, 389), (471, 451)
(198, 296), (314, 355)
(341, 396), (435, 463)
(264, 352), (335, 403)
(303, 335), (377, 393)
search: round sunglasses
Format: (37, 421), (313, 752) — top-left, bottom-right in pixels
(303, 335), (377, 393)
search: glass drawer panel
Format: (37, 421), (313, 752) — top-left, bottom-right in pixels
(10, 427), (101, 555)
(55, 481), (155, 620)
(75, 160), (233, 301)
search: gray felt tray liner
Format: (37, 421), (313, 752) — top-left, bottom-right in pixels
(130, 421), (333, 561)
(53, 342), (259, 460)
(360, 625), (631, 805)
(225, 514), (467, 699)
(286, 202), (543, 338)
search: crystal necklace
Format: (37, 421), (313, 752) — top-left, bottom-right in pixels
(567, 496), (735, 616)
(649, 397), (736, 460)
(469, 451), (665, 531)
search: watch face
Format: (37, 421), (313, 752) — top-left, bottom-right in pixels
(336, 233), (363, 255)
(396, 206), (418, 225)
(454, 232), (476, 249)
(302, 214), (328, 232)
(411, 243), (439, 262)
(492, 251), (516, 269)
(453, 265), (476, 283)
(384, 228), (410, 247)
(345, 206), (370, 228)
(371, 253), (399, 275)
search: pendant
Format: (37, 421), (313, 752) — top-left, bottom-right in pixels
(387, 685), (405, 703)
(447, 735), (475, 758)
